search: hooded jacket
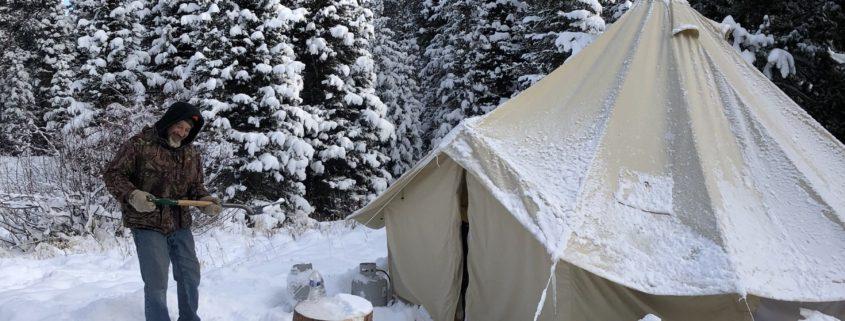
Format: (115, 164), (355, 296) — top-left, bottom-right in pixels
(103, 102), (210, 234)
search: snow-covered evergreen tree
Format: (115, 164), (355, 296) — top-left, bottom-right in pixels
(603, 0), (631, 23)
(0, 47), (37, 155)
(147, 0), (219, 106)
(418, 0), (471, 145)
(372, 0), (424, 177)
(420, 0), (526, 146)
(38, 3), (79, 140)
(0, 0), (65, 155)
(463, 0), (526, 113)
(296, 0), (395, 219)
(197, 0), (319, 220)
(515, 0), (606, 89)
(69, 0), (152, 137)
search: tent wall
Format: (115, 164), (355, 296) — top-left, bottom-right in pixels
(558, 263), (754, 321)
(351, 151), (450, 228)
(465, 174), (756, 321)
(383, 155), (464, 321)
(464, 174), (557, 320)
(752, 298), (845, 320)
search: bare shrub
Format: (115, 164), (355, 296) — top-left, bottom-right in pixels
(0, 108), (152, 249)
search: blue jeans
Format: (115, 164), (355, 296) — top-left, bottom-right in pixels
(132, 228), (201, 321)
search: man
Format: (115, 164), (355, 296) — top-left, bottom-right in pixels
(103, 101), (222, 321)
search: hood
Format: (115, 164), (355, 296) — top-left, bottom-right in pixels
(154, 102), (204, 147)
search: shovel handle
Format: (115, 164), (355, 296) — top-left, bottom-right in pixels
(175, 200), (215, 207)
(146, 196), (258, 216)
(147, 196), (214, 207)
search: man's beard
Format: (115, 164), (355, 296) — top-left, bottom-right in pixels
(168, 135), (183, 148)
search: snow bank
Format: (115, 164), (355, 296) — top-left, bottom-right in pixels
(0, 223), (430, 321)
(295, 293), (372, 319)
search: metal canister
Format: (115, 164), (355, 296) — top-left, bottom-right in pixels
(350, 262), (390, 306)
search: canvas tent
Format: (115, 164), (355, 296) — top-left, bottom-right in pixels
(350, 0), (845, 320)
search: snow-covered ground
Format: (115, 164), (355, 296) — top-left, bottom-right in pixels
(0, 222), (431, 321)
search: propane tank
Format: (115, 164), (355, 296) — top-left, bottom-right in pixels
(350, 262), (391, 306)
(287, 263), (313, 302)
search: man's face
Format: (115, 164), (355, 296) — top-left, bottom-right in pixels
(167, 120), (193, 145)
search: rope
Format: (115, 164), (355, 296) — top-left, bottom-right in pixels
(533, 259), (559, 321)
(742, 296), (757, 321)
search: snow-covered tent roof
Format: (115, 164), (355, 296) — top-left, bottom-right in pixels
(351, 0), (845, 302)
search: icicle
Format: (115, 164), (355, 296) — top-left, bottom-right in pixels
(533, 259), (559, 321)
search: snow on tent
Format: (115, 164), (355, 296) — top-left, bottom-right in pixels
(350, 0), (845, 320)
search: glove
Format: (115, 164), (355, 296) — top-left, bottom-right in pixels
(128, 190), (156, 213)
(199, 196), (222, 216)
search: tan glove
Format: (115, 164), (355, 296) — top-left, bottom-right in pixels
(199, 196), (222, 216)
(128, 190), (156, 212)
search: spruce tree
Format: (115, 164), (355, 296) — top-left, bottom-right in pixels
(296, 0), (395, 219)
(0, 47), (37, 155)
(147, 0), (219, 106)
(603, 0), (632, 23)
(69, 0), (152, 137)
(196, 0), (320, 219)
(39, 2), (79, 141)
(0, 0), (63, 155)
(372, 0), (424, 177)
(420, 0), (527, 145)
(514, 0), (605, 89)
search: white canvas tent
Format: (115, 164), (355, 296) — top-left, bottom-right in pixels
(350, 1), (845, 320)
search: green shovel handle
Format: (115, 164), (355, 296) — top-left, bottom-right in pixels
(146, 195), (256, 215)
(146, 196), (179, 206)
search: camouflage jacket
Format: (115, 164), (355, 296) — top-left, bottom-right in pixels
(103, 126), (210, 234)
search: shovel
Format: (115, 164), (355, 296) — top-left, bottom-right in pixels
(147, 195), (262, 216)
